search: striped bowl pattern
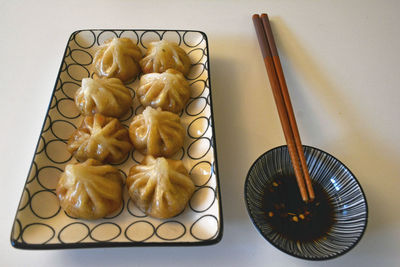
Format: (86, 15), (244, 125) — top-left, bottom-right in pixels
(244, 145), (368, 260)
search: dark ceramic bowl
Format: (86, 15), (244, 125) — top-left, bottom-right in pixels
(244, 145), (368, 260)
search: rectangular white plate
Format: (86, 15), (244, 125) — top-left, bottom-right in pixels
(11, 29), (223, 249)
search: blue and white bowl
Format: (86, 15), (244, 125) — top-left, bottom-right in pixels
(244, 145), (368, 260)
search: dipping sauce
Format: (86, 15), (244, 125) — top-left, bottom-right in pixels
(262, 175), (335, 242)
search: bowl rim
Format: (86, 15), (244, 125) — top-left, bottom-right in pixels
(244, 145), (368, 261)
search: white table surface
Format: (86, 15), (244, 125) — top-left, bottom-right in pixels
(1, 0), (400, 266)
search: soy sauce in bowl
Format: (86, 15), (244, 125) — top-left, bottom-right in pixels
(262, 175), (335, 242)
(245, 145), (368, 260)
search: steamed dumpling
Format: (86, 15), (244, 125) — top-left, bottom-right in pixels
(56, 159), (123, 220)
(140, 40), (191, 76)
(137, 69), (190, 113)
(93, 37), (142, 83)
(75, 77), (132, 118)
(129, 106), (184, 157)
(68, 114), (132, 163)
(127, 155), (195, 219)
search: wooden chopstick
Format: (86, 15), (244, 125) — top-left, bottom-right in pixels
(252, 14), (315, 202)
(260, 14), (315, 201)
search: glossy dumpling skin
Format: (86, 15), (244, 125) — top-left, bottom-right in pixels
(75, 77), (132, 118)
(68, 114), (132, 163)
(56, 159), (123, 220)
(93, 37), (142, 83)
(127, 156), (195, 219)
(137, 69), (190, 114)
(140, 40), (191, 76)
(129, 106), (184, 157)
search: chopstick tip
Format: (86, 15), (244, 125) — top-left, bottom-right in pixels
(261, 13), (269, 19)
(302, 195), (309, 203)
(252, 14), (260, 19)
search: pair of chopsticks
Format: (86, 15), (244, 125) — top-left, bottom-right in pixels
(253, 14), (315, 202)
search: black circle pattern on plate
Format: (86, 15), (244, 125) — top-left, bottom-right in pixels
(64, 46), (72, 58)
(35, 135), (46, 155)
(61, 81), (80, 99)
(61, 61), (68, 73)
(118, 169), (127, 181)
(90, 222), (122, 242)
(189, 161), (213, 187)
(118, 30), (140, 45)
(155, 221), (186, 241)
(56, 77), (63, 91)
(186, 97), (208, 116)
(189, 186), (216, 213)
(70, 49), (93, 66)
(140, 31), (162, 48)
(124, 221), (155, 242)
(161, 31), (182, 45)
(186, 63), (206, 81)
(126, 198), (148, 218)
(44, 139), (72, 164)
(37, 165), (63, 190)
(130, 148), (144, 164)
(190, 215), (219, 241)
(66, 63), (90, 82)
(97, 30), (119, 45)
(49, 94), (58, 110)
(73, 30), (96, 49)
(56, 98), (81, 119)
(21, 223), (55, 244)
(183, 31), (205, 48)
(11, 30), (221, 248)
(188, 48), (206, 65)
(18, 188), (31, 211)
(190, 80), (207, 98)
(26, 161), (38, 184)
(187, 137), (212, 160)
(29, 190), (61, 219)
(119, 106), (134, 123)
(187, 116), (210, 139)
(63, 210), (78, 220)
(58, 222), (90, 244)
(50, 119), (77, 141)
(42, 115), (52, 133)
(126, 85), (136, 100)
(11, 219), (23, 242)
